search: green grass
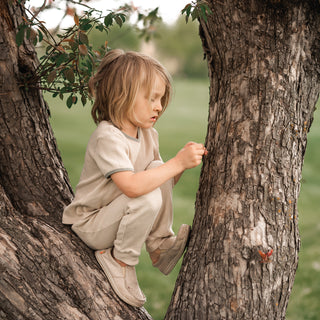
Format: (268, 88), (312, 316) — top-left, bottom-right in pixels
(48, 79), (319, 320)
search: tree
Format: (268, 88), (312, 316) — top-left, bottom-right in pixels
(166, 1), (320, 319)
(0, 1), (319, 320)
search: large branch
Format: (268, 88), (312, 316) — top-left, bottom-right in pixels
(0, 184), (152, 319)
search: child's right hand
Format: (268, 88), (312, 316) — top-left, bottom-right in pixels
(111, 141), (207, 197)
(175, 142), (207, 170)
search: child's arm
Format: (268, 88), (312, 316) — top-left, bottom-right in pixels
(111, 142), (206, 198)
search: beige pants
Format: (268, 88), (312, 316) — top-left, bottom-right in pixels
(71, 161), (174, 266)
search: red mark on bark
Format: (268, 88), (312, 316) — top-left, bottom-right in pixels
(258, 249), (273, 263)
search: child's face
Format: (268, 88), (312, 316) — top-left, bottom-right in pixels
(124, 75), (166, 135)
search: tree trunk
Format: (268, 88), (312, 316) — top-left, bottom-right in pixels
(166, 1), (320, 319)
(0, 1), (151, 318)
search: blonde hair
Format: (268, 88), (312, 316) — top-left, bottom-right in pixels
(89, 49), (172, 128)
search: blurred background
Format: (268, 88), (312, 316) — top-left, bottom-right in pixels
(31, 1), (320, 318)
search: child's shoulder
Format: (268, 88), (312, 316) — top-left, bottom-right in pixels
(87, 121), (125, 148)
(94, 121), (123, 138)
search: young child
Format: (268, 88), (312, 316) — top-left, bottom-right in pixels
(62, 49), (207, 307)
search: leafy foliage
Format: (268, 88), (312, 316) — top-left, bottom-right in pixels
(181, 1), (213, 23)
(17, 1), (161, 108)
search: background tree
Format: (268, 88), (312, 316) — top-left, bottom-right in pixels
(153, 17), (208, 78)
(0, 1), (319, 320)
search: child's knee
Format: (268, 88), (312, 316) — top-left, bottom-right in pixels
(140, 188), (162, 217)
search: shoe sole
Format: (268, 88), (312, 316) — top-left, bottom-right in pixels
(95, 250), (144, 308)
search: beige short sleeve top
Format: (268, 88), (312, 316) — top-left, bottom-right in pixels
(62, 121), (162, 224)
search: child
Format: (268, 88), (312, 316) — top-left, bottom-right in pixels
(62, 49), (207, 307)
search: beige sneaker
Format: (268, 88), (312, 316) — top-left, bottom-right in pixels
(95, 248), (146, 307)
(151, 224), (191, 275)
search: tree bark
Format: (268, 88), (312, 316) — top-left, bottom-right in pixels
(0, 1), (151, 318)
(166, 1), (320, 319)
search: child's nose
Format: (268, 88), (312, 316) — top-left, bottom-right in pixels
(154, 100), (162, 112)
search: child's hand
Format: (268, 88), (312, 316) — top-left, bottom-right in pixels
(175, 142), (207, 170)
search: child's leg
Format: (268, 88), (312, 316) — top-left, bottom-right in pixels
(71, 194), (126, 250)
(72, 188), (163, 307)
(71, 188), (162, 265)
(112, 187), (162, 265)
(144, 160), (175, 253)
(144, 160), (190, 275)
(145, 175), (175, 253)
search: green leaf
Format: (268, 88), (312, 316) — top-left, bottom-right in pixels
(181, 4), (192, 15)
(186, 4), (192, 16)
(81, 18), (91, 25)
(81, 94), (87, 106)
(114, 15), (123, 27)
(38, 29), (43, 42)
(80, 22), (92, 31)
(95, 24), (104, 32)
(191, 7), (199, 21)
(55, 53), (69, 66)
(104, 13), (113, 28)
(118, 13), (126, 23)
(181, 3), (193, 23)
(199, 4), (212, 22)
(66, 95), (73, 108)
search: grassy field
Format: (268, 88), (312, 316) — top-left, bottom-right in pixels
(48, 79), (320, 320)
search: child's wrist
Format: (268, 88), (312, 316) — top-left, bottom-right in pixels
(172, 155), (186, 173)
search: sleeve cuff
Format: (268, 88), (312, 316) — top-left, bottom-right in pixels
(105, 168), (134, 179)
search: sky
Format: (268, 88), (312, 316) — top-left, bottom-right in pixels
(28, 0), (190, 28)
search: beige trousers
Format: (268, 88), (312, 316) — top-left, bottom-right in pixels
(71, 161), (174, 266)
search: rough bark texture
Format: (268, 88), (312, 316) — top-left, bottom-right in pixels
(0, 0), (72, 218)
(0, 1), (152, 318)
(166, 1), (320, 319)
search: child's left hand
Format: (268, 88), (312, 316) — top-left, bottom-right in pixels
(175, 142), (207, 170)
